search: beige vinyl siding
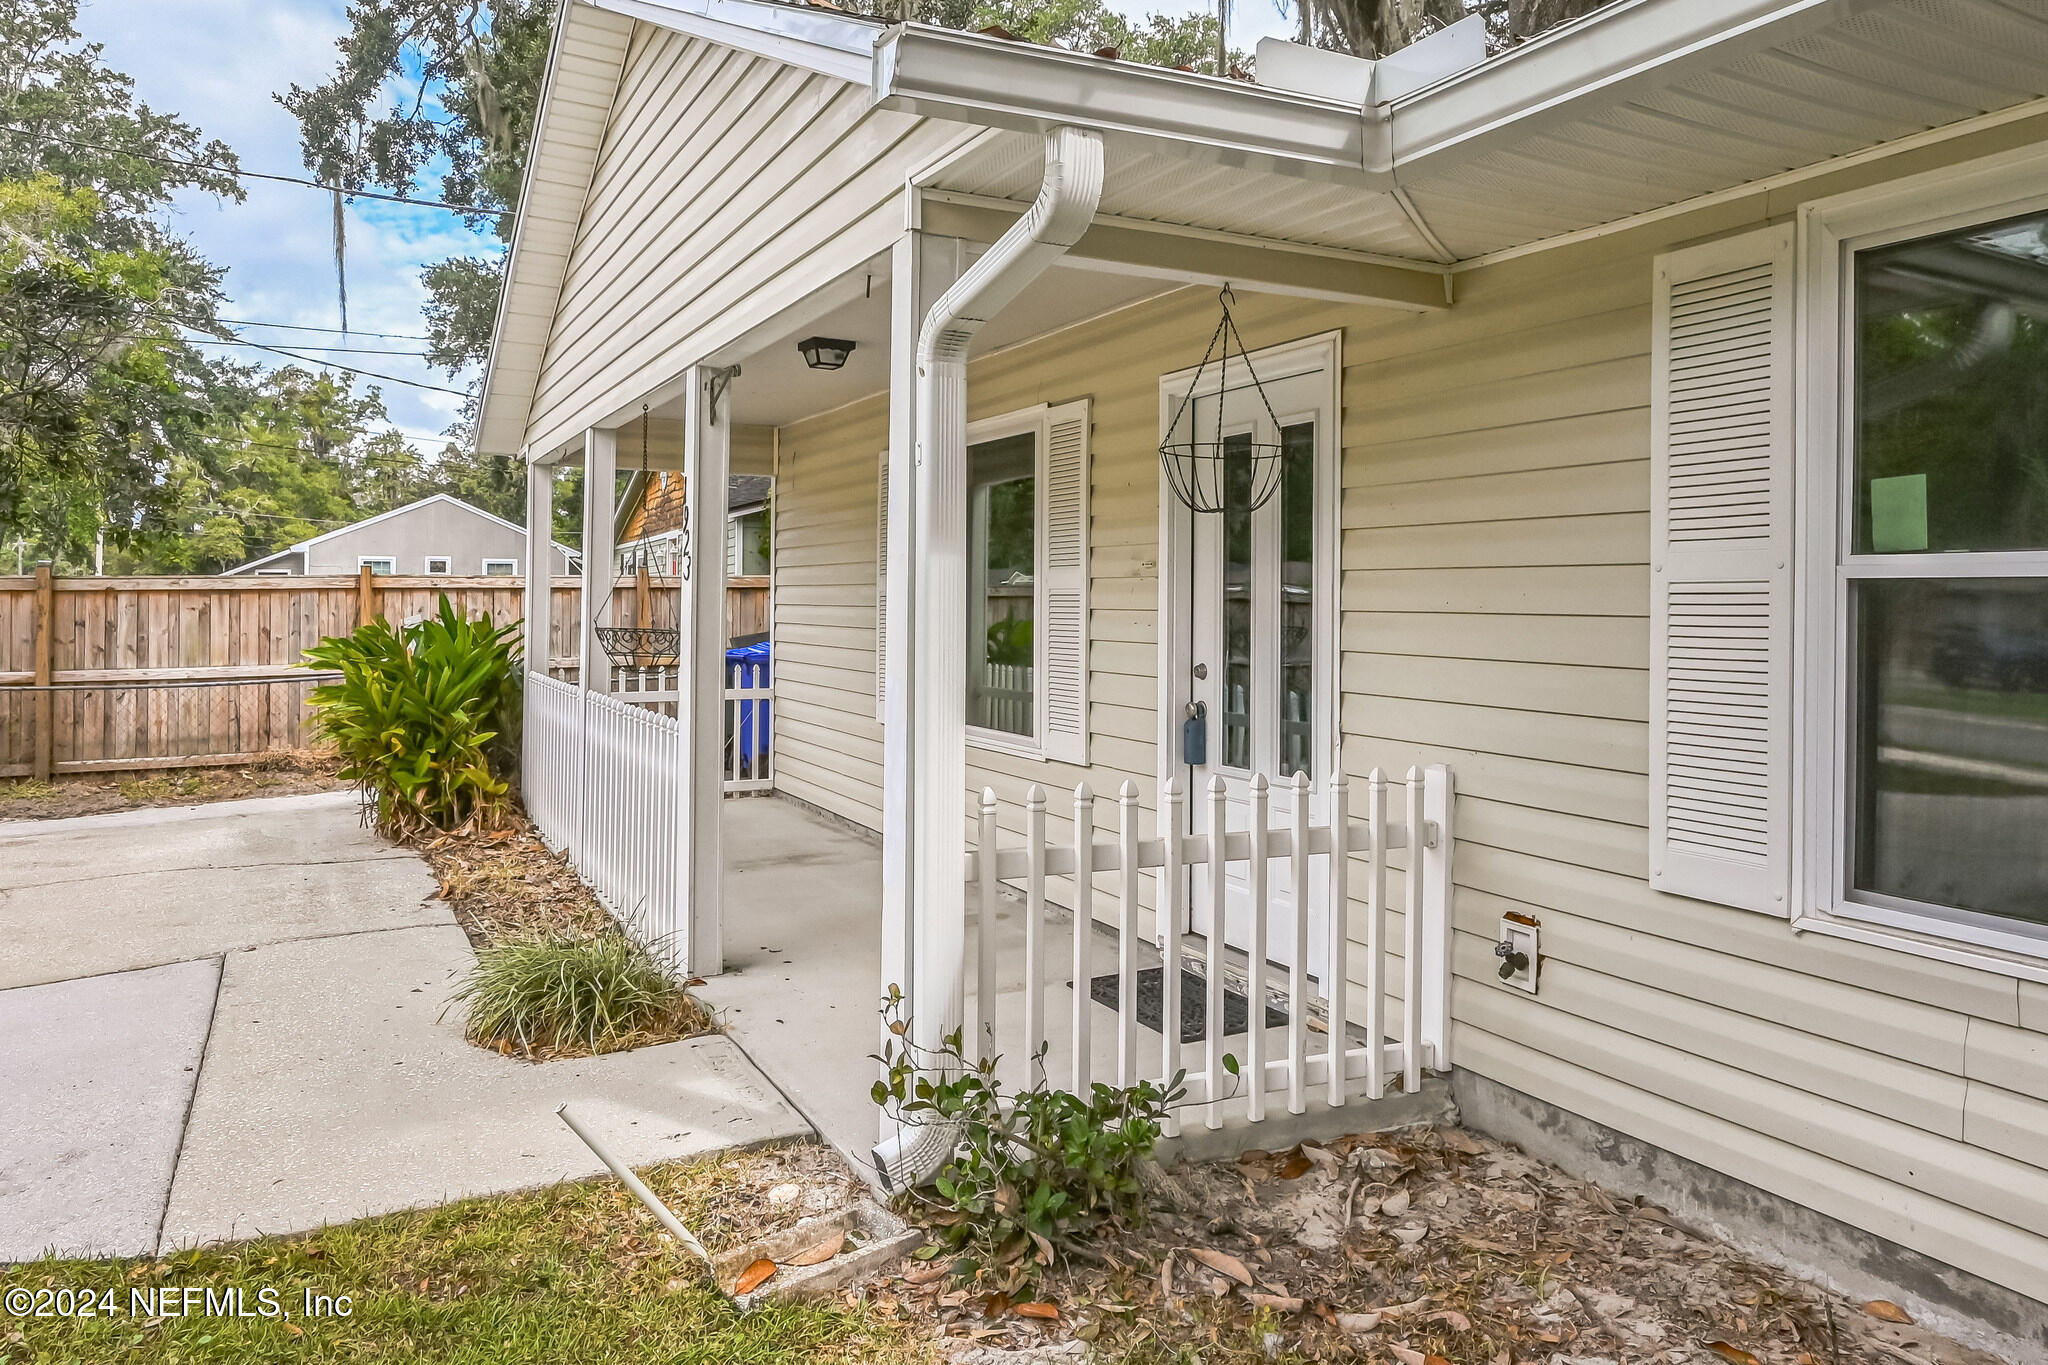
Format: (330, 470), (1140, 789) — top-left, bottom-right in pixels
(1339, 221), (2048, 1303)
(523, 23), (976, 458)
(757, 125), (2048, 1303)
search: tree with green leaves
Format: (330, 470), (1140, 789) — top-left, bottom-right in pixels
(279, 0), (551, 366)
(0, 0), (248, 567)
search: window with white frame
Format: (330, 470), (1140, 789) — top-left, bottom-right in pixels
(481, 557), (518, 576)
(424, 554), (451, 575)
(357, 556), (395, 575)
(876, 401), (1092, 765)
(1651, 152), (2048, 968)
(968, 428), (1038, 741)
(1822, 199), (2048, 942)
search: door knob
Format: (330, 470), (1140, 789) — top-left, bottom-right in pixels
(1192, 662), (1208, 680)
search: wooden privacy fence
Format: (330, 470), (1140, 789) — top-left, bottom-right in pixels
(0, 567), (771, 778)
(964, 766), (1455, 1133)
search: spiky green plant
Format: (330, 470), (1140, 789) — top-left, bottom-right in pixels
(452, 933), (709, 1058)
(304, 596), (521, 839)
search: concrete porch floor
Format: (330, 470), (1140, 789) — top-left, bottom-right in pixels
(710, 796), (1450, 1176)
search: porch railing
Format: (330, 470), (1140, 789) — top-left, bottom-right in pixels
(522, 672), (682, 966)
(724, 663), (772, 794)
(963, 766), (1454, 1135)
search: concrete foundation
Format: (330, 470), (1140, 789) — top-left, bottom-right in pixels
(1453, 1068), (2048, 1364)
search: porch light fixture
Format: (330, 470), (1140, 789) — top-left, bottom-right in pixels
(1159, 285), (1286, 515)
(797, 335), (856, 370)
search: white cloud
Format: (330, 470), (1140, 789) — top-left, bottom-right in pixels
(82, 0), (491, 439)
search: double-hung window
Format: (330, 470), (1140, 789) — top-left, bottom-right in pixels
(967, 424), (1038, 743)
(1650, 146), (2048, 974)
(1804, 156), (2048, 959)
(875, 401), (1092, 765)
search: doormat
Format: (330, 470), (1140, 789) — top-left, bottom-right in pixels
(1088, 966), (1286, 1045)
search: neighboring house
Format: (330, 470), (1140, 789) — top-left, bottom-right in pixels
(483, 0), (2048, 1351)
(614, 473), (773, 579)
(225, 493), (578, 577)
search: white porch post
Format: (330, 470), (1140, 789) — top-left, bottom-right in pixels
(676, 365), (731, 976)
(575, 427), (617, 863)
(881, 229), (965, 1067)
(904, 128), (1103, 1067)
(523, 457), (554, 678)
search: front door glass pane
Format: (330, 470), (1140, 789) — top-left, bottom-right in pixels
(1277, 421), (1315, 778)
(1220, 432), (1254, 771)
(1851, 577), (2048, 923)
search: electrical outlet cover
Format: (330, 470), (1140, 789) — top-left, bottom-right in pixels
(1497, 917), (1539, 993)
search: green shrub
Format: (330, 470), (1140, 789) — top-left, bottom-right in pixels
(872, 988), (1185, 1292)
(452, 933), (708, 1059)
(304, 597), (520, 839)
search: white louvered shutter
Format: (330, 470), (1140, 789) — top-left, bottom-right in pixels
(1039, 400), (1091, 766)
(1649, 225), (1795, 916)
(875, 448), (889, 722)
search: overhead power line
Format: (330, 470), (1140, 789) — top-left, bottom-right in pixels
(217, 337), (471, 396)
(208, 316), (432, 341)
(0, 121), (511, 217)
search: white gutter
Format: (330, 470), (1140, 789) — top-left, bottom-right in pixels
(873, 26), (1386, 186)
(1386, 0), (1872, 171)
(876, 124), (1104, 1192)
(587, 0), (879, 83)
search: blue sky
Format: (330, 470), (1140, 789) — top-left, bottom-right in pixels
(81, 0), (1300, 445)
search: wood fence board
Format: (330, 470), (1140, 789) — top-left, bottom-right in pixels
(0, 573), (768, 773)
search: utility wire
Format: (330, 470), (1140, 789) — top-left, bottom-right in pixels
(219, 337), (471, 396)
(206, 316), (433, 341)
(0, 121), (511, 217)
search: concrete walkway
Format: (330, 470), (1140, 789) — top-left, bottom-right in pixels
(0, 792), (809, 1263)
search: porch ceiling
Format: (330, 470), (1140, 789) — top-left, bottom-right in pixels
(712, 254), (1174, 429)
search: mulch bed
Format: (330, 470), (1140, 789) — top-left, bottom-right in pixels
(0, 748), (348, 821)
(854, 1124), (2007, 1365)
(419, 816), (615, 949)
(416, 811), (718, 1058)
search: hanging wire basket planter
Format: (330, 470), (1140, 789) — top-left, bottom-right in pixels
(1158, 285), (1287, 515)
(593, 405), (687, 668)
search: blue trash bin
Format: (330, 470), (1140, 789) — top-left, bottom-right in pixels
(724, 640), (772, 770)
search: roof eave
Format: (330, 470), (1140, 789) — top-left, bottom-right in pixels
(1387, 0), (1874, 171)
(873, 25), (1388, 186)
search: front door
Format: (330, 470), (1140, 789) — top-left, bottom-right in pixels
(1162, 352), (1338, 976)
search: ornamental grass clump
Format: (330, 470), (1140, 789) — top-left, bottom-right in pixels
(453, 933), (710, 1059)
(304, 597), (520, 840)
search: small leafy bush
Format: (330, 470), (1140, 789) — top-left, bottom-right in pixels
(873, 988), (1185, 1291)
(452, 933), (709, 1059)
(304, 597), (520, 839)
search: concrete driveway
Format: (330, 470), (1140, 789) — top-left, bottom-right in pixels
(0, 792), (808, 1263)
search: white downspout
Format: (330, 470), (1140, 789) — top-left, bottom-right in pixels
(874, 124), (1104, 1192)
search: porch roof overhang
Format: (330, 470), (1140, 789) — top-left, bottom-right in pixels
(480, 0), (2048, 455)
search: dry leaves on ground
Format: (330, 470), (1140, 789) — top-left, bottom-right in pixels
(421, 815), (612, 947)
(860, 1125), (2007, 1365)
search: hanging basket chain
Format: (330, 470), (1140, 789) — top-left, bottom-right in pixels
(594, 404), (682, 667)
(1159, 285), (1288, 516)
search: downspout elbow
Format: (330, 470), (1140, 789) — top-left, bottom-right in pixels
(915, 125), (1105, 369)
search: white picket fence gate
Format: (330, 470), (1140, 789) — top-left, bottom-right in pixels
(964, 765), (1454, 1134)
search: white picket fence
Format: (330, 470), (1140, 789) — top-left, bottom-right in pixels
(963, 766), (1454, 1134)
(523, 671), (683, 968)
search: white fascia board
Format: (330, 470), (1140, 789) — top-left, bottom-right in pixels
(479, 0), (627, 458)
(588, 0), (878, 83)
(1389, 0), (1869, 172)
(873, 25), (1388, 186)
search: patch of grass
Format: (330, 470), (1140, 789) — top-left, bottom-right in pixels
(0, 779), (56, 801)
(0, 1150), (923, 1365)
(451, 933), (712, 1060)
(117, 773), (210, 802)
